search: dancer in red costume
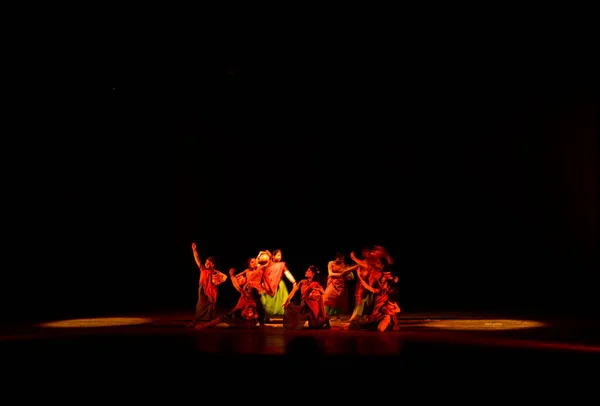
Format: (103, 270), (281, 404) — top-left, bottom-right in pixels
(348, 246), (373, 322)
(188, 242), (228, 327)
(196, 262), (266, 329)
(259, 249), (297, 320)
(346, 265), (400, 332)
(283, 265), (330, 330)
(349, 245), (395, 319)
(323, 252), (355, 321)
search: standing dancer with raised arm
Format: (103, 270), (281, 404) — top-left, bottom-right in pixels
(187, 242), (228, 328)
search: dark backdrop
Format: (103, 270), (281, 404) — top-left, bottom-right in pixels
(4, 33), (597, 323)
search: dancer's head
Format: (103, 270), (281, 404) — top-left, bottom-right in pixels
(204, 256), (216, 270)
(272, 249), (283, 263)
(371, 245), (393, 265)
(246, 257), (257, 269)
(305, 264), (319, 280)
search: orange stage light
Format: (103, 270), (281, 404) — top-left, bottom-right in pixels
(39, 317), (151, 328)
(419, 319), (546, 330)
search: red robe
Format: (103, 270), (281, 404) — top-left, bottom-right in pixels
(301, 280), (328, 327)
(262, 262), (287, 297)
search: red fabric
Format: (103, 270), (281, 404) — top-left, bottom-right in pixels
(263, 262), (286, 297)
(245, 267), (264, 292)
(199, 268), (218, 302)
(301, 280), (327, 326)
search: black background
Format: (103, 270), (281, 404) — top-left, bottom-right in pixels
(4, 26), (597, 323)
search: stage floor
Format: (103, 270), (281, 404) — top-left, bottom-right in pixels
(3, 310), (599, 391)
(3, 310), (600, 353)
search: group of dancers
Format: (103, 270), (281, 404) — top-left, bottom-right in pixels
(188, 242), (401, 332)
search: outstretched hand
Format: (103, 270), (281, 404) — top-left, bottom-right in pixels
(229, 268), (236, 275)
(191, 242), (197, 250)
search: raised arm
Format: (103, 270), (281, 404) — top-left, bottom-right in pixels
(191, 242), (202, 269)
(229, 268), (243, 293)
(350, 251), (369, 268)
